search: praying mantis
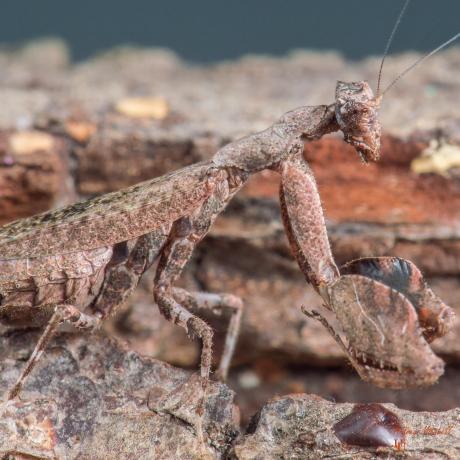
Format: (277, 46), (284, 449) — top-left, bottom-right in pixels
(0, 0), (457, 438)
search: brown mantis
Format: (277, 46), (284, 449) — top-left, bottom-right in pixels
(0, 0), (458, 432)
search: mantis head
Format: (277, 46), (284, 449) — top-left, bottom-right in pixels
(333, 0), (459, 164)
(335, 80), (382, 163)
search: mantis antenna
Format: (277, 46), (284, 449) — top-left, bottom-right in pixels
(376, 0), (411, 97)
(383, 31), (460, 95)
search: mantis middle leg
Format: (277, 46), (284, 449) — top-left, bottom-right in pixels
(154, 172), (244, 384)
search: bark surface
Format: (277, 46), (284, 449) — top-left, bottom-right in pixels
(0, 330), (239, 459)
(233, 394), (460, 459)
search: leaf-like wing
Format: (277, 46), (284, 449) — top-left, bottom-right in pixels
(0, 161), (215, 260)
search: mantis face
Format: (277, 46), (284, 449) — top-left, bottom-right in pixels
(335, 81), (382, 163)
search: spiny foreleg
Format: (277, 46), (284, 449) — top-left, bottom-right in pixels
(279, 155), (340, 299)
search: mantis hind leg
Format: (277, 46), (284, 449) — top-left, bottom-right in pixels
(6, 230), (169, 402)
(7, 304), (100, 400)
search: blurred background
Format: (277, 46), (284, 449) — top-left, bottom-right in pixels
(0, 0), (459, 62)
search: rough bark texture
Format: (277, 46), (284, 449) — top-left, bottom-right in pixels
(0, 330), (458, 460)
(1, 40), (460, 458)
(232, 394), (460, 459)
(0, 329), (239, 459)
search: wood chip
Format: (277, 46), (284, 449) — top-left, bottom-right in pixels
(9, 131), (55, 155)
(65, 121), (97, 143)
(115, 97), (169, 119)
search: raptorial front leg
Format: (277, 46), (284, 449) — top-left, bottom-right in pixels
(7, 304), (100, 400)
(279, 156), (340, 300)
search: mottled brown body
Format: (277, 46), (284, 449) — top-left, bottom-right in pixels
(0, 162), (217, 258)
(0, 81), (454, 434)
(0, 246), (113, 327)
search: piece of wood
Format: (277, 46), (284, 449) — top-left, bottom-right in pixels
(233, 394), (460, 459)
(1, 328), (458, 459)
(0, 330), (239, 459)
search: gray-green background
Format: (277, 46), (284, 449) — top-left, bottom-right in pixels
(0, 0), (458, 61)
